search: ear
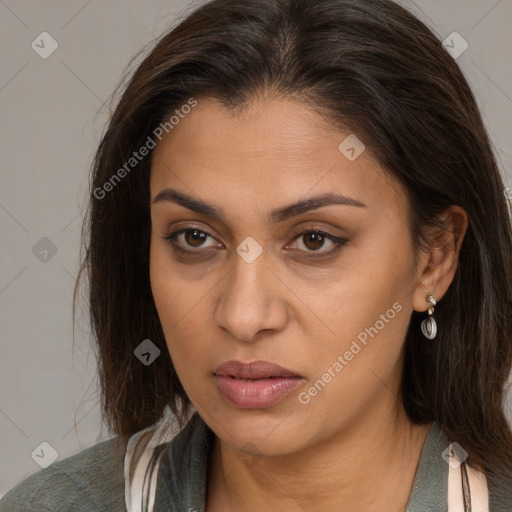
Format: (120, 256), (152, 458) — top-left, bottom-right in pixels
(413, 205), (468, 313)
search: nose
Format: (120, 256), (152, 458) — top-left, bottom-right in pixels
(213, 250), (288, 343)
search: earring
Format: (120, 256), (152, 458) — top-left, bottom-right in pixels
(420, 293), (437, 339)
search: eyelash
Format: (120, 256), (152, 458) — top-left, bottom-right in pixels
(161, 226), (348, 259)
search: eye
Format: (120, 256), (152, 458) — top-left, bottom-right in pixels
(161, 226), (348, 258)
(287, 229), (348, 257)
(163, 227), (220, 252)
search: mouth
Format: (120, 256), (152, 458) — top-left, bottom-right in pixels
(213, 359), (302, 379)
(213, 360), (304, 409)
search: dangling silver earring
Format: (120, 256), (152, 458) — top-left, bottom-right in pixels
(420, 293), (437, 339)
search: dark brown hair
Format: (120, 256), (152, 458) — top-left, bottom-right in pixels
(75, 0), (512, 493)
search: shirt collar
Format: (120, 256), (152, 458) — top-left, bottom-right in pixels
(153, 412), (213, 512)
(152, 413), (447, 512)
(405, 421), (449, 511)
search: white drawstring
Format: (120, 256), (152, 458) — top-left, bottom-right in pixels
(124, 411), (179, 512)
(447, 444), (489, 511)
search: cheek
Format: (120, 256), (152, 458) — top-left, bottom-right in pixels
(150, 239), (183, 352)
(149, 237), (215, 379)
(299, 282), (410, 423)
(315, 228), (413, 331)
(303, 228), (415, 385)
(149, 235), (194, 318)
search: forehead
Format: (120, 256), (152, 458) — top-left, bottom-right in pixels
(150, 96), (408, 220)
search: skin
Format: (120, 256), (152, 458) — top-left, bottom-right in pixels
(149, 95), (468, 511)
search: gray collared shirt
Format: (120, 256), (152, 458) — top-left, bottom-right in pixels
(1, 412), (511, 511)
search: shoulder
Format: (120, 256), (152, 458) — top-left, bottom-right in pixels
(0, 436), (127, 512)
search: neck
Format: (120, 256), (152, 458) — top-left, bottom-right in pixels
(206, 395), (432, 512)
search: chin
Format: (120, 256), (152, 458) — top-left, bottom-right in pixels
(205, 403), (311, 455)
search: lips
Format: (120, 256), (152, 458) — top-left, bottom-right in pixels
(213, 360), (303, 409)
(213, 360), (302, 379)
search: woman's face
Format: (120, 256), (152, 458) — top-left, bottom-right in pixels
(149, 96), (425, 455)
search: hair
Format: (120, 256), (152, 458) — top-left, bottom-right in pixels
(74, 0), (512, 493)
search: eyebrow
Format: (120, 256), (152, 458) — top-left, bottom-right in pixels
(152, 187), (367, 224)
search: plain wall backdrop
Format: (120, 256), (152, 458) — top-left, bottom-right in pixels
(1, 0), (511, 496)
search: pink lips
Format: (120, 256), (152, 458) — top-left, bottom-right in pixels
(213, 360), (303, 409)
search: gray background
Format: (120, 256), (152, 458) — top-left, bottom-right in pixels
(1, 0), (511, 496)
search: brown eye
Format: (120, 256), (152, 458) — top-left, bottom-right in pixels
(184, 229), (208, 247)
(287, 229), (348, 258)
(302, 232), (326, 251)
(163, 227), (220, 252)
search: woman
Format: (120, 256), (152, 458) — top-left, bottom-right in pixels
(1, 0), (511, 510)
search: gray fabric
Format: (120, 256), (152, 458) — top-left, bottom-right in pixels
(153, 413), (213, 511)
(405, 421), (448, 512)
(0, 436), (127, 512)
(1, 412), (508, 511)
